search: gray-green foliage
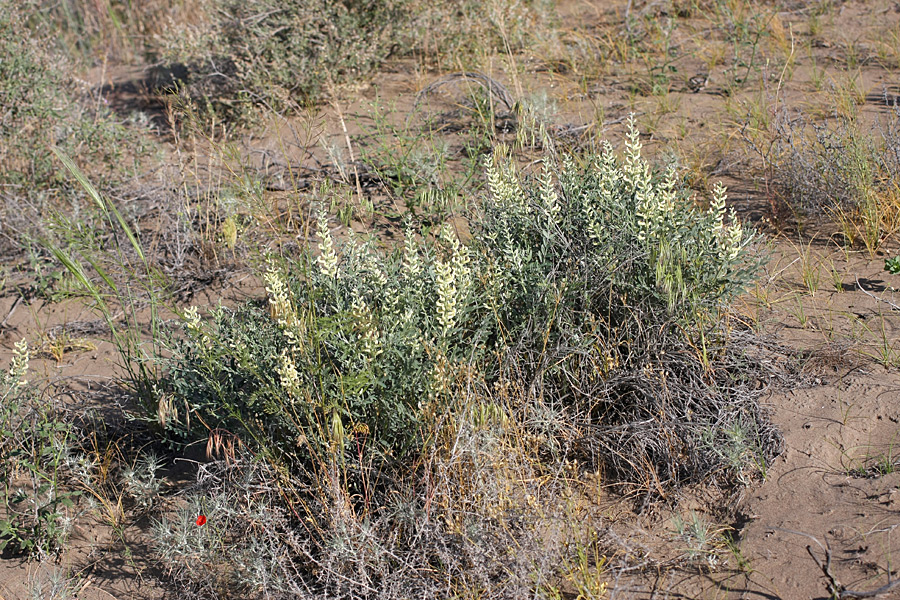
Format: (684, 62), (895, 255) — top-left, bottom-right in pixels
(0, 0), (144, 252)
(155, 0), (544, 122)
(160, 214), (485, 462)
(478, 118), (761, 349)
(156, 0), (403, 121)
(0, 340), (77, 558)
(151, 462), (315, 597)
(157, 118), (764, 479)
(471, 122), (771, 488)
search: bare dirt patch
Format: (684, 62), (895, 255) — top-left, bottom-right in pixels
(4, 0), (900, 598)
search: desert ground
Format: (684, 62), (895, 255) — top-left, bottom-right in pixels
(2, 0), (900, 598)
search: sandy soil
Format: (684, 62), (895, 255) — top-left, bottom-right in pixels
(3, 0), (900, 597)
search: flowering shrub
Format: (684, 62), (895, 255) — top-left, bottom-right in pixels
(156, 117), (765, 475)
(467, 118), (773, 487)
(150, 120), (776, 597)
(159, 216), (485, 464)
(476, 117), (763, 366)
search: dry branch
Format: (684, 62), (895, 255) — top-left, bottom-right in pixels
(413, 71), (516, 113)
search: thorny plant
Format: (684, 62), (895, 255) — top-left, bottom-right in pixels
(151, 423), (606, 599)
(672, 510), (728, 567)
(25, 567), (82, 600)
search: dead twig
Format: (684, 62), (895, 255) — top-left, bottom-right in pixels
(856, 277), (900, 311)
(0, 294), (22, 329)
(779, 528), (900, 599)
(413, 71), (516, 114)
(806, 543), (900, 599)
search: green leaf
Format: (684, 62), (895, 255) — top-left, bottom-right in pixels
(51, 147), (147, 264)
(885, 256), (900, 275)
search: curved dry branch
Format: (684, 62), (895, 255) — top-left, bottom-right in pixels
(413, 71), (516, 113)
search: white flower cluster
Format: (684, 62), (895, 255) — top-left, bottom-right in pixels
(623, 114), (651, 191)
(360, 246), (388, 289)
(626, 127), (746, 266)
(351, 289), (382, 363)
(435, 225), (470, 338)
(316, 211), (339, 279)
(360, 326), (382, 363)
(347, 236), (396, 319)
(710, 182), (746, 262)
(264, 264), (303, 349)
(630, 120), (677, 245)
(485, 148), (533, 306)
(539, 162), (560, 225)
(276, 348), (302, 399)
(399, 227), (425, 329)
(440, 224), (470, 291)
(181, 305), (214, 348)
(184, 305), (202, 332)
(402, 227), (421, 282)
(586, 144), (622, 247)
(486, 144), (528, 214)
(565, 115), (754, 315)
(435, 258), (456, 336)
(4, 338), (29, 390)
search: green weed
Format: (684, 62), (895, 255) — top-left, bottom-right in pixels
(672, 510), (727, 566)
(0, 340), (78, 558)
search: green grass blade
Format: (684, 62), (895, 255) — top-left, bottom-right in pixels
(46, 245), (99, 302)
(50, 147), (107, 216)
(52, 147), (147, 264)
(107, 200), (146, 264)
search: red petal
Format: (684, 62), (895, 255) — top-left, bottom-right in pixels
(196, 515), (207, 526)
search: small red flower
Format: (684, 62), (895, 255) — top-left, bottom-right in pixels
(196, 515), (207, 526)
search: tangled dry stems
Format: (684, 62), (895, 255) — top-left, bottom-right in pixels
(142, 121), (782, 597)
